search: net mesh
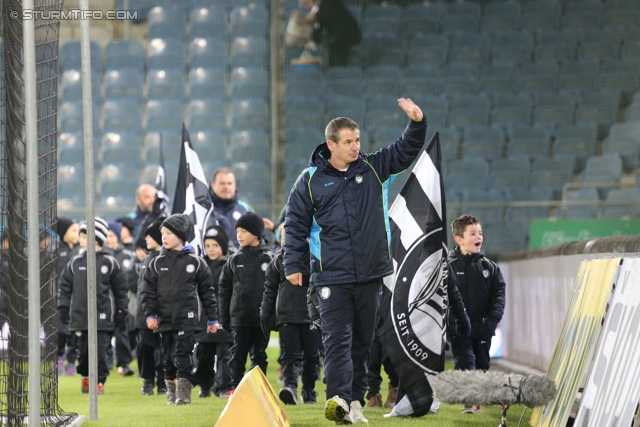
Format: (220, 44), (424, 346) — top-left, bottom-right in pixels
(0, 0), (76, 425)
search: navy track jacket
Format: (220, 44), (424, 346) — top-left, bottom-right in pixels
(284, 117), (427, 286)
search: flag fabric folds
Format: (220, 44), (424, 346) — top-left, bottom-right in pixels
(172, 124), (215, 256)
(378, 131), (449, 417)
(154, 132), (172, 217)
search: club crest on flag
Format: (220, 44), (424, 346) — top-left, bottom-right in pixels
(378, 131), (448, 417)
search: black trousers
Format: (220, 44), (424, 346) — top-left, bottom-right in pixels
(194, 342), (232, 395)
(159, 330), (197, 384)
(57, 332), (78, 363)
(366, 335), (398, 398)
(279, 323), (320, 390)
(229, 327), (269, 387)
(137, 328), (164, 385)
(115, 321), (133, 367)
(317, 280), (381, 405)
(75, 330), (112, 384)
(449, 334), (492, 371)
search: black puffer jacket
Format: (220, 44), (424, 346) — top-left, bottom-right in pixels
(141, 246), (218, 333)
(447, 247), (506, 337)
(58, 248), (129, 332)
(218, 241), (273, 329)
(197, 256), (233, 343)
(134, 250), (159, 330)
(261, 248), (311, 328)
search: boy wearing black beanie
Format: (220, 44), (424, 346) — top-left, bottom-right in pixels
(141, 213), (220, 406)
(219, 212), (274, 396)
(194, 226), (234, 398)
(58, 217), (129, 394)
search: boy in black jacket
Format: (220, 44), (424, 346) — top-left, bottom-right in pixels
(58, 218), (128, 394)
(194, 226), (234, 399)
(105, 221), (136, 376)
(134, 217), (166, 396)
(141, 214), (219, 406)
(447, 214), (506, 414)
(219, 212), (274, 395)
(261, 230), (320, 405)
(55, 216), (81, 376)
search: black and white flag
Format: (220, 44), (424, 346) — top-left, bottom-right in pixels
(172, 124), (215, 256)
(154, 133), (172, 217)
(378, 131), (448, 417)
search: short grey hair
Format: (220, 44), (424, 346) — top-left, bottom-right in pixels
(325, 117), (359, 144)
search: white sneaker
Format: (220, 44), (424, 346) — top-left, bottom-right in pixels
(324, 395), (349, 424)
(349, 400), (368, 424)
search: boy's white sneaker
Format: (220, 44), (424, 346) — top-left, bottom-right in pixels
(324, 395), (349, 424)
(349, 400), (368, 424)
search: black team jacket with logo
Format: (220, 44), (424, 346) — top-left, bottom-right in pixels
(141, 246), (218, 333)
(58, 247), (128, 332)
(218, 241), (274, 329)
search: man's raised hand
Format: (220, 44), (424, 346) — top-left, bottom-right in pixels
(398, 98), (424, 122)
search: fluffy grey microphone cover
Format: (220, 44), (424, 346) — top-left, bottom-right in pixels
(432, 370), (556, 408)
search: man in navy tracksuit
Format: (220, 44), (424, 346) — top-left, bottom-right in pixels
(284, 98), (426, 424)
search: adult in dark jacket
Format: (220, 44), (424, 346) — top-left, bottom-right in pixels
(126, 184), (157, 240)
(300, 0), (361, 67)
(55, 216), (81, 374)
(208, 167), (274, 246)
(58, 218), (128, 391)
(447, 214), (506, 377)
(134, 217), (166, 396)
(261, 244), (320, 405)
(284, 98), (426, 424)
(194, 226), (234, 398)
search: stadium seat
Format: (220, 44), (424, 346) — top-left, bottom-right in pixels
(402, 3), (442, 36)
(147, 70), (186, 102)
(232, 160), (271, 195)
(532, 91), (576, 124)
(534, 30), (579, 61)
(488, 170), (528, 190)
(230, 131), (269, 164)
(461, 189), (505, 222)
(61, 69), (101, 103)
(599, 72), (638, 104)
(601, 188), (640, 218)
(520, 12), (559, 31)
(576, 89), (620, 130)
(408, 34), (448, 66)
(579, 153), (623, 188)
(483, 1), (521, 31)
(553, 123), (598, 171)
(105, 40), (144, 72)
(231, 18), (268, 39)
(143, 131), (182, 165)
(190, 6), (228, 40)
(439, 76), (477, 95)
(507, 125), (551, 157)
(491, 31), (533, 64)
(231, 37), (269, 68)
(103, 69), (143, 103)
(440, 14), (480, 33)
(362, 35), (405, 68)
(148, 7), (187, 41)
(231, 66), (269, 100)
(602, 136), (638, 172)
(61, 41), (101, 73)
(563, 188), (599, 219)
(188, 68), (227, 102)
(188, 38), (228, 71)
(491, 106), (531, 128)
(147, 38), (186, 72)
(490, 156), (530, 175)
(529, 170), (573, 199)
(449, 33), (490, 63)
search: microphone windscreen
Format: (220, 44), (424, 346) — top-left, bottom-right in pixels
(432, 370), (556, 408)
